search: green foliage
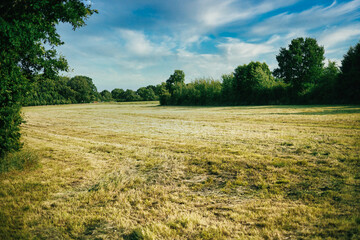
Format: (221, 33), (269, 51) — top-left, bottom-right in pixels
(160, 76), (222, 105)
(111, 88), (126, 102)
(159, 38), (360, 106)
(183, 79), (222, 105)
(110, 85), (161, 102)
(0, 0), (95, 156)
(273, 37), (325, 94)
(136, 87), (157, 101)
(0, 105), (23, 158)
(123, 89), (142, 102)
(165, 70), (185, 94)
(221, 73), (237, 104)
(159, 83), (172, 105)
(233, 61), (276, 104)
(24, 75), (99, 106)
(100, 90), (112, 102)
(67, 76), (99, 103)
(308, 61), (340, 103)
(338, 41), (360, 103)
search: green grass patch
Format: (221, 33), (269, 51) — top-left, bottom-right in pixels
(0, 148), (40, 173)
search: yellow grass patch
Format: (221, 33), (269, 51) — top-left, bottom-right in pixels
(1, 103), (359, 239)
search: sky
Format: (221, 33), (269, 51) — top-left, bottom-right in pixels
(56, 0), (360, 91)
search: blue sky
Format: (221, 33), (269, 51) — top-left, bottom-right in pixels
(56, 0), (360, 91)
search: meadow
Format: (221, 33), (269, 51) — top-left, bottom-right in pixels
(0, 102), (359, 239)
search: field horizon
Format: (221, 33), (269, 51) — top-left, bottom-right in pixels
(1, 102), (359, 239)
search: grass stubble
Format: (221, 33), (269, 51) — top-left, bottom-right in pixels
(0, 102), (359, 239)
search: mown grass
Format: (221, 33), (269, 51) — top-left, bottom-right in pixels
(0, 102), (359, 239)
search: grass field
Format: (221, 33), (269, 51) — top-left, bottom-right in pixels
(0, 102), (359, 239)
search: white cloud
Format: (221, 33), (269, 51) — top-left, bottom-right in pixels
(195, 0), (299, 28)
(251, 0), (360, 36)
(117, 29), (172, 57)
(218, 38), (276, 62)
(319, 24), (360, 49)
(168, 0), (300, 48)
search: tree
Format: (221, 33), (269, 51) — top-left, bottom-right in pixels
(233, 61), (275, 103)
(111, 88), (125, 101)
(221, 74), (235, 104)
(273, 37), (325, 93)
(67, 76), (98, 103)
(0, 1), (96, 157)
(100, 90), (112, 102)
(166, 70), (185, 94)
(137, 87), (156, 101)
(123, 89), (141, 102)
(309, 61), (340, 103)
(338, 41), (360, 103)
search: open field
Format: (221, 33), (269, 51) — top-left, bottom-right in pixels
(1, 102), (359, 239)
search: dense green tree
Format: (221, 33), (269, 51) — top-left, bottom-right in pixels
(273, 37), (325, 93)
(159, 83), (171, 105)
(221, 74), (235, 103)
(190, 79), (222, 105)
(123, 89), (141, 102)
(25, 75), (72, 106)
(145, 85), (162, 97)
(111, 88), (125, 101)
(338, 41), (360, 103)
(165, 70), (185, 94)
(137, 87), (156, 101)
(0, 0), (96, 157)
(309, 61), (340, 103)
(100, 90), (112, 102)
(67, 76), (98, 103)
(233, 61), (275, 104)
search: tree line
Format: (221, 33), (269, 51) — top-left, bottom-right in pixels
(160, 38), (360, 106)
(24, 75), (162, 106)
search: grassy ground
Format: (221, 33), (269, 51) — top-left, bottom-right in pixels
(0, 102), (359, 239)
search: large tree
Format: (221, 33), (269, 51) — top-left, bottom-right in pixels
(273, 37), (325, 92)
(338, 41), (360, 103)
(233, 61), (275, 103)
(67, 76), (98, 103)
(0, 1), (96, 157)
(165, 70), (185, 94)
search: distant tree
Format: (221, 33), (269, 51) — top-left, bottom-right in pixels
(234, 61), (275, 103)
(111, 88), (125, 101)
(123, 89), (141, 101)
(166, 70), (185, 94)
(221, 74), (235, 103)
(137, 87), (156, 101)
(100, 90), (112, 102)
(338, 41), (360, 103)
(159, 82), (171, 105)
(67, 76), (98, 103)
(308, 61), (340, 103)
(0, 0), (96, 157)
(273, 37), (325, 93)
(57, 77), (77, 103)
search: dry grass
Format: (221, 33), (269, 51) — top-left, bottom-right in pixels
(0, 102), (359, 239)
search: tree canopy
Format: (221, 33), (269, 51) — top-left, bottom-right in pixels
(0, 0), (96, 157)
(165, 70), (185, 94)
(338, 41), (360, 103)
(273, 37), (325, 92)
